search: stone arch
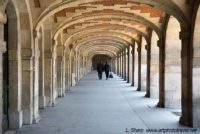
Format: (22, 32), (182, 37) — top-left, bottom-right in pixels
(4, 0), (38, 124)
(92, 54), (111, 70)
(165, 16), (181, 110)
(2, 0), (35, 129)
(192, 2), (200, 128)
(3, 1), (23, 130)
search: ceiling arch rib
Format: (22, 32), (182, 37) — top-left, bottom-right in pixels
(53, 9), (161, 39)
(62, 27), (141, 47)
(79, 44), (120, 55)
(77, 42), (122, 53)
(61, 21), (149, 41)
(88, 51), (115, 59)
(64, 31), (135, 49)
(86, 48), (118, 58)
(76, 38), (127, 51)
(54, 13), (161, 38)
(35, 0), (189, 31)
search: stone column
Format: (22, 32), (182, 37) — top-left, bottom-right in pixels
(44, 51), (53, 106)
(62, 50), (66, 97)
(43, 28), (53, 107)
(0, 11), (7, 133)
(137, 44), (141, 91)
(38, 31), (45, 109)
(124, 49), (127, 81)
(32, 30), (41, 123)
(179, 29), (193, 126)
(157, 39), (165, 108)
(114, 58), (117, 74)
(127, 47), (130, 83)
(122, 51), (124, 79)
(1, 11), (23, 129)
(145, 44), (151, 97)
(56, 45), (63, 97)
(119, 53), (121, 77)
(131, 44), (135, 86)
(21, 41), (34, 125)
(65, 50), (70, 91)
(52, 42), (57, 105)
(117, 54), (119, 75)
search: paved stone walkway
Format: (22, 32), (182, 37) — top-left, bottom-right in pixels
(16, 71), (199, 134)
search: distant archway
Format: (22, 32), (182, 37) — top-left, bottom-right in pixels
(92, 54), (112, 70)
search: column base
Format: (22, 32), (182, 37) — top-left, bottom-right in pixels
(39, 96), (46, 109)
(131, 83), (134, 86)
(33, 113), (41, 124)
(137, 87), (141, 91)
(9, 110), (23, 129)
(157, 101), (164, 108)
(145, 93), (150, 98)
(62, 92), (66, 97)
(52, 100), (57, 107)
(179, 115), (193, 127)
(57, 88), (63, 97)
(23, 108), (33, 125)
(45, 97), (53, 107)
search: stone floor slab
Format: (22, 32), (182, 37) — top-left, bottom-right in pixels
(16, 71), (200, 134)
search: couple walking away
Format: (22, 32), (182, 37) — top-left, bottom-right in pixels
(97, 61), (110, 80)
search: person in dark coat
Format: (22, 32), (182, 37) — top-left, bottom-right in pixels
(104, 61), (110, 80)
(97, 61), (104, 80)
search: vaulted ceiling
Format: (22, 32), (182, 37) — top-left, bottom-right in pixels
(30, 0), (193, 58)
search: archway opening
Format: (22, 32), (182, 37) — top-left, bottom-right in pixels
(141, 37), (147, 91)
(192, 4), (200, 127)
(150, 31), (159, 100)
(165, 16), (181, 115)
(92, 54), (112, 70)
(3, 1), (22, 131)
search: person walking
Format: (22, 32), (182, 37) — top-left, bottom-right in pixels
(97, 61), (104, 80)
(104, 61), (110, 80)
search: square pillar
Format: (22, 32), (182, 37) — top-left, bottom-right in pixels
(179, 30), (193, 126)
(145, 44), (151, 97)
(131, 44), (135, 86)
(157, 39), (165, 108)
(137, 44), (141, 91)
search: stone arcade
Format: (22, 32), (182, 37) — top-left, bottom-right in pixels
(0, 0), (200, 133)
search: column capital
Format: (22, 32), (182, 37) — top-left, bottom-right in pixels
(145, 44), (150, 51)
(157, 38), (165, 48)
(131, 50), (134, 54)
(33, 30), (41, 39)
(0, 11), (7, 24)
